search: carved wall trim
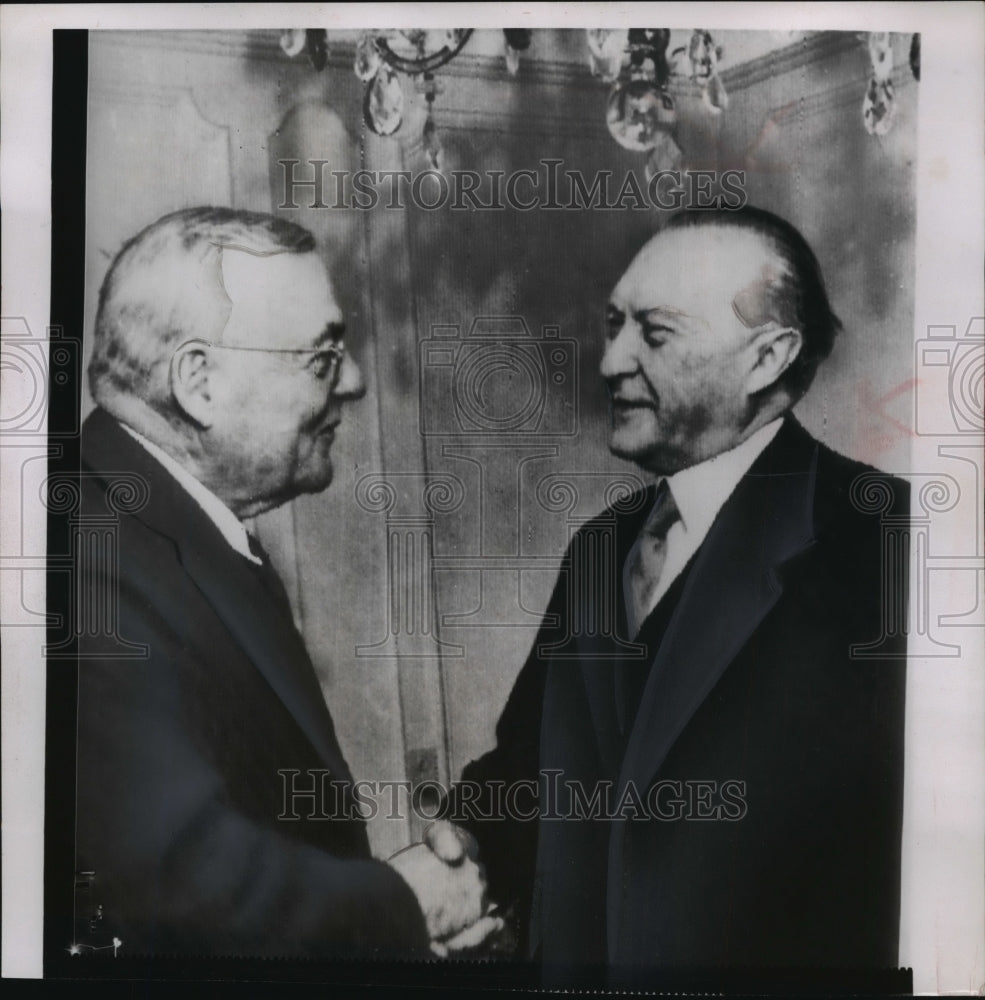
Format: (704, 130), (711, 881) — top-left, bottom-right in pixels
(759, 61), (916, 127)
(88, 77), (226, 124)
(90, 28), (910, 94)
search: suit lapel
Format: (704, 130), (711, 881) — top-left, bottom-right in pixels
(605, 420), (820, 959)
(81, 408), (352, 780)
(177, 540), (353, 782)
(578, 658), (623, 779)
(617, 419), (820, 796)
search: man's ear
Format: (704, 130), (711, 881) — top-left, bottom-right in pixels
(745, 325), (803, 396)
(169, 341), (214, 428)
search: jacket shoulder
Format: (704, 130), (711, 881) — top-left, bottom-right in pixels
(811, 436), (910, 527)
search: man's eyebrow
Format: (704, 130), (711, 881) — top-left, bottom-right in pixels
(633, 306), (690, 325)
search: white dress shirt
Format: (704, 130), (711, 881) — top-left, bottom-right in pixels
(120, 424), (262, 565)
(631, 418), (784, 621)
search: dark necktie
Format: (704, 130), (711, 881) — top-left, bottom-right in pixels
(246, 533), (295, 620)
(623, 480), (680, 640)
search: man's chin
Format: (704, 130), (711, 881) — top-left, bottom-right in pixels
(608, 433), (651, 466)
(608, 436), (678, 476)
(294, 461), (334, 497)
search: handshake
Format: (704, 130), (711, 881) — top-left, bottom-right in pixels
(387, 820), (506, 957)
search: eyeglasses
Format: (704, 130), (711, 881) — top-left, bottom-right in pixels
(179, 339), (346, 386)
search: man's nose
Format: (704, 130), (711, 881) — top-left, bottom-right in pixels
(599, 322), (639, 381)
(333, 352), (366, 401)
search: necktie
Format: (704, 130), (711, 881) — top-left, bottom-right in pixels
(246, 533), (295, 620)
(623, 480), (680, 640)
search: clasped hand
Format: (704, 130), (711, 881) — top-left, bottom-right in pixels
(387, 820), (503, 956)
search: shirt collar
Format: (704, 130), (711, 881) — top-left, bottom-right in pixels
(119, 423), (261, 565)
(664, 418), (784, 539)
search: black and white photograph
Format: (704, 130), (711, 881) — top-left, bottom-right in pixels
(1, 3), (983, 995)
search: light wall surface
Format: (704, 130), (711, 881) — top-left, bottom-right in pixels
(83, 29), (919, 856)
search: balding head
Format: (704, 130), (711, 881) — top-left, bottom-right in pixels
(88, 207), (366, 518)
(664, 206), (842, 398)
(89, 207), (317, 420)
(602, 207), (838, 473)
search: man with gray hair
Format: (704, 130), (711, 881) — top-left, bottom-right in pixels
(457, 206), (908, 982)
(74, 207), (489, 958)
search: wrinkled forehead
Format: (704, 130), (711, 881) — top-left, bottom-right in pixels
(218, 248), (342, 347)
(613, 226), (778, 318)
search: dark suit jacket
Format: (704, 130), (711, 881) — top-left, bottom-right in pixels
(73, 408), (427, 958)
(460, 417), (907, 979)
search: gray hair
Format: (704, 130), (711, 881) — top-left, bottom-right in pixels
(89, 206), (316, 413)
(666, 206), (843, 400)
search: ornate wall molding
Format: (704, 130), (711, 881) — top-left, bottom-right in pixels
(88, 28), (915, 154)
(90, 28), (902, 95)
(756, 61), (916, 129)
(721, 31), (859, 90)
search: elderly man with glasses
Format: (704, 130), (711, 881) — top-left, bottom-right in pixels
(73, 207), (490, 959)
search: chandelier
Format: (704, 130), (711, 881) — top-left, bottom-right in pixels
(282, 28), (498, 170)
(277, 27), (919, 183)
(862, 32), (921, 137)
(588, 28), (728, 177)
(280, 29), (540, 170)
(358, 30), (482, 170)
(279, 27), (727, 174)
